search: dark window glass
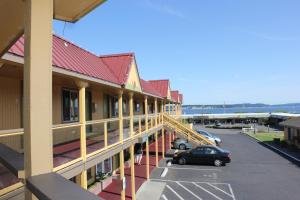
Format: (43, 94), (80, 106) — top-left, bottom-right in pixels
(113, 97), (118, 117)
(134, 101), (140, 113)
(193, 148), (205, 155)
(288, 128), (292, 141)
(62, 90), (70, 122)
(205, 147), (217, 154)
(87, 168), (92, 180)
(62, 89), (78, 122)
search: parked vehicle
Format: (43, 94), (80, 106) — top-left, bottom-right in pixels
(172, 138), (193, 150)
(173, 146), (231, 166)
(196, 130), (222, 145)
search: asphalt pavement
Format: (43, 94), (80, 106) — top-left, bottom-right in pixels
(149, 126), (300, 200)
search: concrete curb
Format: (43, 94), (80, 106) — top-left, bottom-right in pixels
(242, 132), (300, 165)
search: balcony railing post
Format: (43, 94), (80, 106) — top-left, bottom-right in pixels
(118, 91), (123, 142)
(155, 98), (158, 128)
(129, 92), (134, 137)
(118, 90), (125, 200)
(78, 81), (88, 189)
(145, 96), (148, 131)
(139, 117), (142, 134)
(161, 100), (164, 124)
(104, 121), (108, 148)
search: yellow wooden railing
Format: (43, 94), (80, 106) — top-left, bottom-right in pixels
(163, 113), (215, 146)
(0, 113), (163, 196)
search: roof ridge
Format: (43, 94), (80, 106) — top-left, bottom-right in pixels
(148, 79), (169, 82)
(99, 52), (134, 58)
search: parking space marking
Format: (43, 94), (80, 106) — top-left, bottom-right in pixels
(207, 183), (233, 198)
(161, 194), (168, 200)
(228, 184), (236, 200)
(193, 183), (223, 200)
(166, 185), (184, 200)
(154, 179), (236, 200)
(161, 168), (168, 177)
(176, 181), (203, 200)
(158, 166), (222, 171)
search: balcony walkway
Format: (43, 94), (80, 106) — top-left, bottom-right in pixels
(0, 125), (153, 192)
(98, 133), (171, 200)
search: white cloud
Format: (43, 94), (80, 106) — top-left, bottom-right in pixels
(229, 27), (300, 41)
(143, 0), (185, 19)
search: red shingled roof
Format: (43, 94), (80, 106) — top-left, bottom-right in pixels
(8, 35), (120, 85)
(171, 90), (179, 103)
(179, 93), (183, 104)
(148, 80), (170, 98)
(7, 35), (176, 99)
(99, 53), (134, 85)
(140, 79), (161, 97)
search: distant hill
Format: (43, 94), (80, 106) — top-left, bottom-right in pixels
(183, 103), (300, 109)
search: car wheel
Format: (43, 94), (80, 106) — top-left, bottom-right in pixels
(214, 159), (223, 167)
(179, 144), (186, 150)
(178, 158), (186, 165)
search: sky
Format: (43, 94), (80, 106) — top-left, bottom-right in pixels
(53, 0), (300, 105)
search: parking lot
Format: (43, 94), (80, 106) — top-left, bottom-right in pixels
(150, 127), (300, 200)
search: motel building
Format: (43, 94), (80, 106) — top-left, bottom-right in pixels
(0, 1), (213, 200)
(280, 117), (300, 148)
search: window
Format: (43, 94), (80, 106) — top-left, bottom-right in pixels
(134, 101), (140, 113)
(193, 147), (205, 155)
(96, 158), (112, 174)
(87, 168), (92, 180)
(62, 89), (79, 122)
(205, 148), (217, 154)
(112, 97), (118, 117)
(297, 130), (300, 143)
(288, 128), (292, 141)
(123, 99), (127, 115)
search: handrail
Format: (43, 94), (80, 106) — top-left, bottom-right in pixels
(0, 129), (24, 138)
(133, 114), (145, 120)
(52, 122), (82, 130)
(163, 114), (215, 145)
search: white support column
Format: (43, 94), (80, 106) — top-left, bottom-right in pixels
(24, 1), (53, 199)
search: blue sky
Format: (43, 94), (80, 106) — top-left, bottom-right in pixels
(53, 0), (300, 105)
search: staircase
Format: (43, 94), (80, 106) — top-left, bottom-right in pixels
(163, 114), (215, 146)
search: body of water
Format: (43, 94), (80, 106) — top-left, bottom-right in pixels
(183, 105), (300, 115)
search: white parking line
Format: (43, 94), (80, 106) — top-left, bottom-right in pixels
(161, 194), (168, 200)
(228, 184), (236, 200)
(152, 179), (236, 200)
(193, 183), (223, 200)
(166, 185), (184, 200)
(206, 183), (233, 198)
(176, 181), (203, 200)
(161, 168), (168, 177)
(158, 166), (221, 171)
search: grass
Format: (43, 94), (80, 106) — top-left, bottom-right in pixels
(246, 131), (284, 142)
